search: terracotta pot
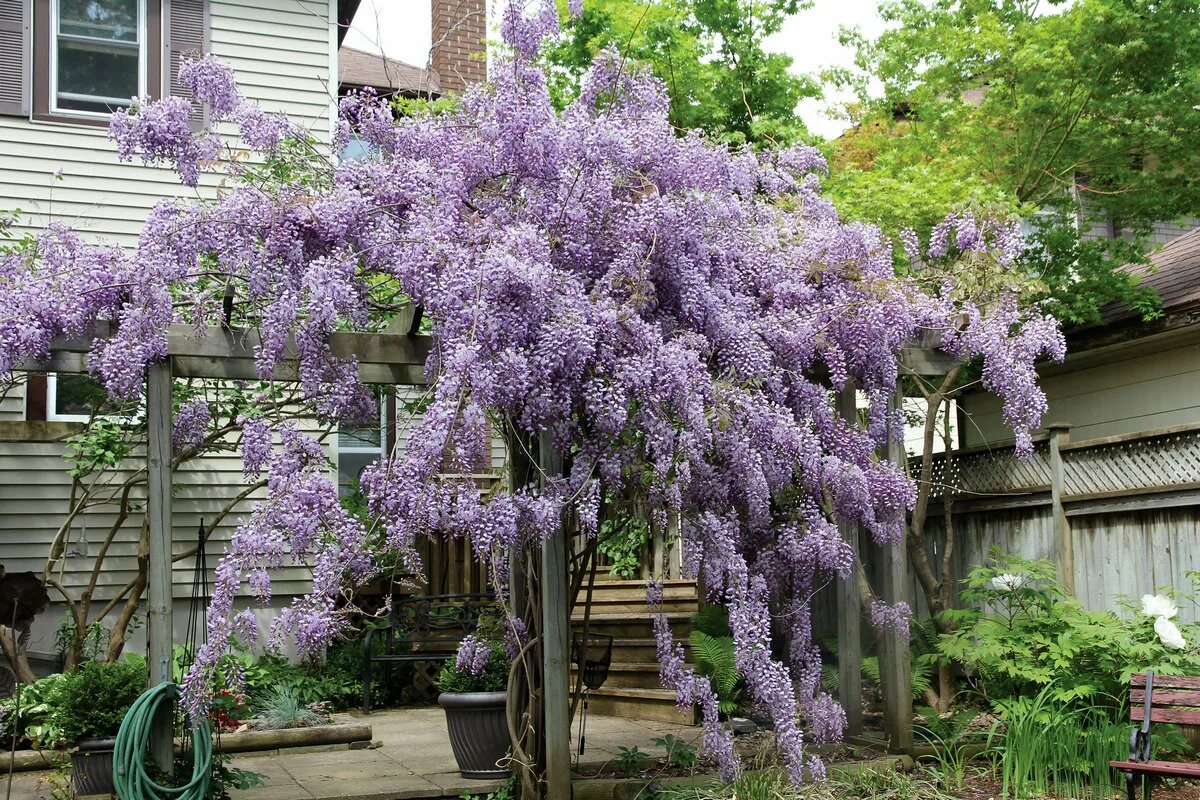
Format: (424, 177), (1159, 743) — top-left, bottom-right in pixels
(70, 736), (116, 796)
(438, 691), (511, 779)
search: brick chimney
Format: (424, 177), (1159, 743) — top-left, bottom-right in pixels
(431, 0), (487, 95)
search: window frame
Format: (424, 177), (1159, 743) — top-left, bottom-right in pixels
(32, 0), (162, 127)
(49, 0), (148, 118)
(44, 372), (145, 423)
(46, 372), (96, 422)
(336, 398), (390, 498)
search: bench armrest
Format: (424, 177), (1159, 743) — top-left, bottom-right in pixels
(1129, 726), (1152, 764)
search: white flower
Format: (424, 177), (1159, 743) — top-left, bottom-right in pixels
(1155, 616), (1188, 651)
(991, 573), (1025, 592)
(1141, 594), (1179, 620)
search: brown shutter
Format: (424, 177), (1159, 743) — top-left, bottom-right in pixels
(164, 0), (207, 128)
(0, 0), (30, 116)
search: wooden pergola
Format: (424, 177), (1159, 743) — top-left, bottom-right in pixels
(24, 322), (957, 792)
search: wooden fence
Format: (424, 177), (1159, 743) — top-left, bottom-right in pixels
(922, 422), (1200, 618)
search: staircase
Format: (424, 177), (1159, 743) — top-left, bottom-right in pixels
(571, 577), (699, 724)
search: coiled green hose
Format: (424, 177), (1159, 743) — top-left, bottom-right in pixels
(113, 682), (212, 800)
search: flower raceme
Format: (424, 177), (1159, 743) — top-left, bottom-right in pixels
(0, 0), (1066, 785)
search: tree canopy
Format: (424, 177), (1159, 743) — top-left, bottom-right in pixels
(825, 0), (1200, 324)
(543, 0), (817, 144)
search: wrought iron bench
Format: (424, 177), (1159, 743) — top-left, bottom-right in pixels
(361, 592), (495, 714)
(1110, 671), (1200, 799)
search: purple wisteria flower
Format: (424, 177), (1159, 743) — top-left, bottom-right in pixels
(0, 0), (1067, 784)
(172, 398), (210, 454)
(870, 600), (912, 641)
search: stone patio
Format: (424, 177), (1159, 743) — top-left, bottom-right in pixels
(0, 707), (701, 800)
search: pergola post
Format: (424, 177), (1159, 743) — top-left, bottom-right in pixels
(879, 388), (913, 753)
(835, 385), (863, 737)
(538, 432), (571, 799)
(146, 359), (175, 772)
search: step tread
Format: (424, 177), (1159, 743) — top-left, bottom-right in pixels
(586, 593), (698, 601)
(572, 611), (691, 621)
(571, 662), (662, 672)
(588, 687), (679, 700)
(591, 578), (697, 587)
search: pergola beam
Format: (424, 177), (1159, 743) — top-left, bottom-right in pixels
(25, 324), (432, 384)
(46, 323), (431, 365)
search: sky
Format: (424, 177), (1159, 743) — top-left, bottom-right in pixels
(342, 0), (888, 140)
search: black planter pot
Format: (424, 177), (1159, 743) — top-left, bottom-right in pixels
(438, 691), (511, 779)
(70, 736), (117, 796)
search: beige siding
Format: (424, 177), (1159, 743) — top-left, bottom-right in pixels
(0, 384), (24, 421)
(0, 416), (331, 664)
(962, 339), (1200, 446)
(0, 0), (333, 246)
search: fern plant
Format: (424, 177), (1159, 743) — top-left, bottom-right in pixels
(821, 616), (938, 701)
(688, 606), (742, 715)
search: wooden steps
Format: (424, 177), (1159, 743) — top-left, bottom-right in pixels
(572, 661), (662, 689)
(570, 577), (700, 725)
(582, 687), (696, 725)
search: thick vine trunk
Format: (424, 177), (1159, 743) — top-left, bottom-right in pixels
(0, 628), (35, 684)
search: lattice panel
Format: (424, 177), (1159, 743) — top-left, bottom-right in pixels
(1062, 429), (1200, 498)
(928, 443), (1051, 499)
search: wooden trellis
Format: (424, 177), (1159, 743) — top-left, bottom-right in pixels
(22, 321), (955, 779)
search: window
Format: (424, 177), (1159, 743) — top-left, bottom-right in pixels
(51, 0), (144, 115)
(337, 401), (389, 499)
(1, 0), (205, 123)
(46, 372), (109, 421)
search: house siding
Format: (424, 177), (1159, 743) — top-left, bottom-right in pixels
(960, 337), (1200, 447)
(0, 423), (331, 667)
(0, 0), (335, 666)
(0, 0), (334, 246)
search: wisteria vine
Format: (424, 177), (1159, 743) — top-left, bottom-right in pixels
(0, 0), (1065, 785)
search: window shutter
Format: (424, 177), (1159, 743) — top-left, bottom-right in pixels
(0, 0), (30, 116)
(165, 0), (207, 128)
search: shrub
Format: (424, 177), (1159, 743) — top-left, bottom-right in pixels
(939, 553), (1200, 708)
(52, 655), (146, 743)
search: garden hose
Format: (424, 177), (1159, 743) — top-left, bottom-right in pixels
(113, 682), (213, 800)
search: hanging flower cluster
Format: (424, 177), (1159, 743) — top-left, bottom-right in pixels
(0, 0), (1066, 784)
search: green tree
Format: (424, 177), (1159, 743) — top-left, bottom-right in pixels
(544, 0), (818, 145)
(826, 0), (1200, 324)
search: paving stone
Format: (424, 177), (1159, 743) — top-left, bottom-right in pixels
(302, 774), (445, 800)
(422, 770), (508, 796)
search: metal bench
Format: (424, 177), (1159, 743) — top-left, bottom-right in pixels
(1110, 671), (1200, 799)
(361, 592), (495, 714)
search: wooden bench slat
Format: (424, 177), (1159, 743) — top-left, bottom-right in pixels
(1111, 761), (1200, 778)
(1132, 707), (1200, 725)
(1131, 688), (1200, 706)
(1132, 673), (1200, 690)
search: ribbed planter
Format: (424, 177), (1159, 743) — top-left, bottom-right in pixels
(70, 736), (116, 796)
(438, 691), (511, 779)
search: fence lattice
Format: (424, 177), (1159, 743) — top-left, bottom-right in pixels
(928, 425), (1200, 501)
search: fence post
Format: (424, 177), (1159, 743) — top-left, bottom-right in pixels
(835, 385), (863, 737)
(1048, 423), (1075, 596)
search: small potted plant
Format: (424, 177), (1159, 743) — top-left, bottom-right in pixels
(52, 655), (146, 796)
(437, 635), (511, 779)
